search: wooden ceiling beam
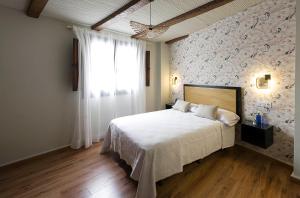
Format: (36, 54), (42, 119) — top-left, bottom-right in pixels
(165, 35), (189, 45)
(27, 0), (49, 18)
(91, 0), (150, 31)
(132, 0), (234, 39)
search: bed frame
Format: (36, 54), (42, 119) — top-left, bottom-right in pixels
(183, 84), (242, 119)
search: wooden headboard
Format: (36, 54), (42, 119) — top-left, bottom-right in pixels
(184, 84), (242, 118)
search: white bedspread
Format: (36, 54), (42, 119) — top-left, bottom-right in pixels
(101, 109), (235, 198)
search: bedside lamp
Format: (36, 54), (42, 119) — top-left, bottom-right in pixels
(172, 76), (178, 85)
(256, 74), (271, 89)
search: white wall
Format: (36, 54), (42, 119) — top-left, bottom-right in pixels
(0, 6), (75, 166)
(293, 0), (300, 179)
(159, 43), (170, 109)
(145, 42), (171, 112)
(145, 42), (161, 112)
(0, 6), (167, 166)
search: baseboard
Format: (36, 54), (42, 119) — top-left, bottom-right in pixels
(235, 144), (293, 168)
(291, 172), (300, 183)
(0, 144), (70, 168)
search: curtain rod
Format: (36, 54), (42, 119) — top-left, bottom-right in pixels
(66, 25), (132, 37)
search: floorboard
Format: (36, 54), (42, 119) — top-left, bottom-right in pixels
(0, 143), (299, 198)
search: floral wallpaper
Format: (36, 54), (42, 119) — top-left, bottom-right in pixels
(169, 0), (296, 164)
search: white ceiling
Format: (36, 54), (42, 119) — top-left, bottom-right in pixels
(0, 0), (263, 42)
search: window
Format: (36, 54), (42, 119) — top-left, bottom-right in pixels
(89, 38), (142, 97)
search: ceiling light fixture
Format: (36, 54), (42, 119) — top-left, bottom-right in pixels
(130, 0), (169, 39)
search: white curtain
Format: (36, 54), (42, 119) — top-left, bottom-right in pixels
(71, 26), (146, 149)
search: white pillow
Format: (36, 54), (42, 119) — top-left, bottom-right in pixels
(189, 103), (199, 113)
(172, 100), (190, 112)
(217, 108), (240, 126)
(194, 104), (218, 120)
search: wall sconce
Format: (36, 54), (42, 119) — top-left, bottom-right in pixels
(256, 74), (271, 89)
(172, 76), (178, 85)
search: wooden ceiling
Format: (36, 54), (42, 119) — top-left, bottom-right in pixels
(0, 0), (263, 42)
(132, 0), (233, 39)
(91, 0), (150, 31)
(27, 0), (48, 18)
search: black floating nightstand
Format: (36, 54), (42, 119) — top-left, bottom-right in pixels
(165, 103), (174, 109)
(241, 121), (273, 149)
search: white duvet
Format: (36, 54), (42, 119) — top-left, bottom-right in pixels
(101, 109), (235, 198)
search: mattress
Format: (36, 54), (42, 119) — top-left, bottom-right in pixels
(101, 109), (235, 198)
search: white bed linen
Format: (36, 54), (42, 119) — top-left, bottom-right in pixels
(101, 109), (235, 198)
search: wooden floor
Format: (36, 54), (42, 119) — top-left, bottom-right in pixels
(0, 143), (299, 198)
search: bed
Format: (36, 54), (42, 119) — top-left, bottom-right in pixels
(101, 84), (241, 198)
